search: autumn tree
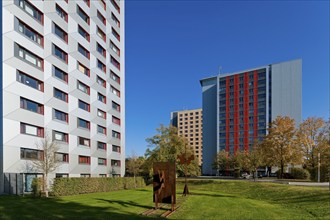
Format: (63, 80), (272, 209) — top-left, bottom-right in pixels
(259, 116), (302, 178)
(297, 117), (330, 180)
(242, 141), (263, 181)
(145, 125), (200, 177)
(125, 153), (145, 188)
(213, 150), (230, 175)
(32, 133), (61, 197)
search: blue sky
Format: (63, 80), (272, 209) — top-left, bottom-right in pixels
(125, 0), (330, 156)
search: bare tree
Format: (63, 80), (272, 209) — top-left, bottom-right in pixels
(126, 151), (144, 188)
(32, 132), (61, 197)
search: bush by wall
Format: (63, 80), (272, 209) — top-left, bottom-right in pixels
(52, 177), (145, 196)
(290, 168), (310, 180)
(31, 177), (43, 197)
(309, 166), (329, 182)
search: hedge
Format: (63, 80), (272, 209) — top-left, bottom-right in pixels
(52, 177), (146, 196)
(290, 168), (310, 180)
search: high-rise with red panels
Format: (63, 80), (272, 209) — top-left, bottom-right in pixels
(200, 59), (302, 175)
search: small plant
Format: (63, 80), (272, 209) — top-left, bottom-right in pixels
(290, 168), (310, 180)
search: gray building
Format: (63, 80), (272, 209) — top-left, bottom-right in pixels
(200, 59), (302, 175)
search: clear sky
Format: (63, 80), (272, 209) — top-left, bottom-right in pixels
(125, 0), (330, 156)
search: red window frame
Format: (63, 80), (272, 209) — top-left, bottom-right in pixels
(78, 44), (90, 59)
(111, 0), (120, 14)
(78, 99), (90, 112)
(112, 101), (120, 112)
(111, 13), (120, 28)
(97, 141), (107, 150)
(17, 70), (44, 92)
(54, 87), (68, 103)
(54, 44), (68, 63)
(112, 145), (121, 153)
(77, 6), (90, 25)
(78, 81), (90, 95)
(97, 10), (106, 25)
(97, 59), (106, 73)
(110, 41), (120, 56)
(98, 158), (107, 166)
(78, 118), (90, 130)
(54, 109), (69, 123)
(110, 56), (120, 70)
(110, 70), (120, 84)
(78, 62), (90, 77)
(78, 25), (90, 42)
(97, 76), (106, 88)
(56, 4), (68, 22)
(112, 28), (120, 41)
(98, 93), (106, 104)
(78, 155), (90, 164)
(20, 97), (44, 115)
(54, 23), (68, 43)
(97, 27), (106, 42)
(111, 86), (120, 97)
(78, 136), (91, 147)
(20, 122), (44, 138)
(97, 109), (107, 119)
(112, 116), (121, 126)
(98, 125), (107, 135)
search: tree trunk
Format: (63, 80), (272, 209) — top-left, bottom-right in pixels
(281, 164), (284, 179)
(44, 174), (49, 198)
(134, 174), (136, 189)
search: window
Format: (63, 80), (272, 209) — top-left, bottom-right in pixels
(55, 153), (69, 162)
(110, 86), (120, 97)
(53, 44), (68, 63)
(20, 97), (43, 114)
(98, 158), (107, 166)
(78, 137), (90, 147)
(97, 125), (107, 135)
(99, 174), (107, 177)
(54, 109), (68, 122)
(112, 145), (120, 153)
(83, 0), (90, 7)
(54, 23), (68, 42)
(18, 19), (43, 46)
(97, 76), (106, 88)
(110, 0), (120, 13)
(53, 130), (68, 143)
(78, 44), (90, 59)
(81, 173), (90, 177)
(16, 44), (43, 69)
(112, 28), (120, 41)
(110, 71), (120, 84)
(97, 43), (106, 57)
(97, 27), (106, 41)
(17, 71), (44, 91)
(112, 101), (120, 112)
(54, 88), (68, 102)
(54, 66), (68, 83)
(110, 41), (120, 56)
(111, 56), (120, 70)
(77, 62), (90, 77)
(112, 116), (120, 126)
(78, 25), (90, 41)
(111, 13), (120, 28)
(78, 100), (90, 112)
(56, 4), (67, 22)
(77, 6), (89, 24)
(98, 93), (106, 104)
(77, 81), (90, 95)
(111, 159), (121, 167)
(79, 155), (90, 164)
(78, 118), (90, 130)
(97, 109), (106, 119)
(112, 130), (120, 139)
(18, 0), (43, 23)
(97, 59), (106, 73)
(56, 173), (68, 178)
(97, 141), (106, 150)
(97, 11), (106, 25)
(20, 123), (44, 137)
(99, 0), (106, 10)
(21, 148), (43, 160)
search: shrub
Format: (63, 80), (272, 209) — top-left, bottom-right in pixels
(290, 168), (310, 180)
(309, 166), (329, 182)
(52, 177), (146, 196)
(31, 178), (43, 197)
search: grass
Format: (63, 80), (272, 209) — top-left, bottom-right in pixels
(0, 179), (329, 219)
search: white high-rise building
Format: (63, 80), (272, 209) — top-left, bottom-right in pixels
(1, 0), (125, 192)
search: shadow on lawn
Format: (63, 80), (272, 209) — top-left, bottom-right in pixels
(0, 196), (157, 220)
(96, 198), (153, 210)
(190, 192), (237, 198)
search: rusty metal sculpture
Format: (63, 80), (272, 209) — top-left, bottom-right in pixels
(153, 162), (176, 211)
(177, 144), (194, 196)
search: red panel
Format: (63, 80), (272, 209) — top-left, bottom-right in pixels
(253, 71), (258, 142)
(243, 72), (249, 151)
(225, 76), (230, 152)
(234, 75), (239, 154)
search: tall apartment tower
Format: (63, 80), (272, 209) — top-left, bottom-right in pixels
(171, 109), (203, 166)
(200, 59), (302, 175)
(1, 0), (125, 192)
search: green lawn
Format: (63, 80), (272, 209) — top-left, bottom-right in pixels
(0, 179), (329, 220)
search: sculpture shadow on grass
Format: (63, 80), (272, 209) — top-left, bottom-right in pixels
(0, 195), (158, 220)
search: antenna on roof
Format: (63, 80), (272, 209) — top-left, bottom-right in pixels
(218, 66), (222, 75)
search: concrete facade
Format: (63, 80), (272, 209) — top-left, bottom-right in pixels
(200, 59), (302, 175)
(1, 0), (125, 192)
(171, 109), (203, 165)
